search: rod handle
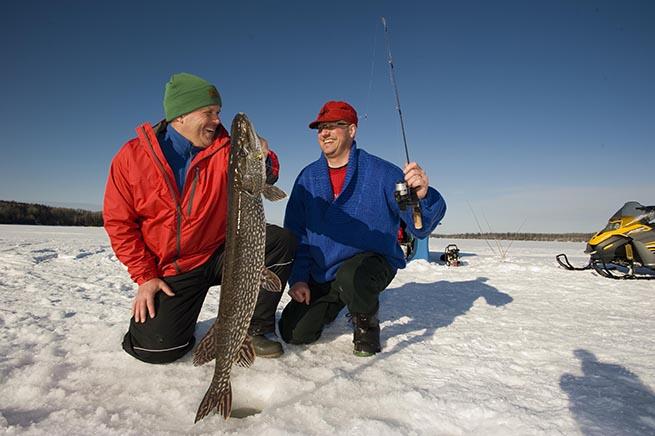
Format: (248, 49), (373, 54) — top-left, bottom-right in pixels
(412, 206), (423, 230)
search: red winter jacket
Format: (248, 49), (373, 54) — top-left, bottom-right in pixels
(104, 121), (268, 285)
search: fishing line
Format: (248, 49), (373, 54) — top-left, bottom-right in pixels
(362, 20), (379, 122)
(381, 16), (411, 165)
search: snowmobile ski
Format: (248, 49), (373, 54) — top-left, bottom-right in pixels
(591, 260), (655, 280)
(555, 253), (591, 271)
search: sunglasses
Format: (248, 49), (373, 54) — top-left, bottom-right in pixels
(316, 121), (351, 131)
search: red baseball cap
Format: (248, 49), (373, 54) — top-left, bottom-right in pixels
(309, 101), (358, 129)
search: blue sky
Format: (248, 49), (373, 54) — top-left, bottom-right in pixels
(1, 0), (653, 233)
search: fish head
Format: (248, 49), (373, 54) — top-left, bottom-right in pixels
(230, 113), (266, 194)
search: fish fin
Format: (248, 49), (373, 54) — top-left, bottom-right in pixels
(193, 321), (218, 366)
(262, 184), (287, 202)
(236, 335), (256, 368)
(195, 378), (232, 422)
(261, 267), (282, 292)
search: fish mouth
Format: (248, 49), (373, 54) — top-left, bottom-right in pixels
(230, 114), (266, 172)
(235, 115), (259, 154)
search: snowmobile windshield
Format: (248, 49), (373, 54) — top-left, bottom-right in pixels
(642, 209), (655, 226)
(608, 201), (655, 226)
(602, 221), (621, 232)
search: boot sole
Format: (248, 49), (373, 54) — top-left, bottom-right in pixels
(353, 349), (377, 357)
(254, 349), (284, 358)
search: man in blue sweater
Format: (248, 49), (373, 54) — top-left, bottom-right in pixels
(279, 101), (446, 356)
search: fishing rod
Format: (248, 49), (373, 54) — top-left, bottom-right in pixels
(382, 16), (423, 229)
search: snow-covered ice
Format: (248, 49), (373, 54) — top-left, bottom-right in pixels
(0, 224), (653, 435)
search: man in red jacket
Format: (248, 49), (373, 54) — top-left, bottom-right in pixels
(103, 73), (296, 363)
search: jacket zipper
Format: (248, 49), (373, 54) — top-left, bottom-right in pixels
(174, 204), (182, 273)
(142, 126), (184, 271)
(142, 124), (227, 273)
(187, 167), (200, 216)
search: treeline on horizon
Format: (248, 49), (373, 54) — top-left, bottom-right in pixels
(431, 232), (594, 242)
(0, 200), (103, 226)
(0, 200), (595, 241)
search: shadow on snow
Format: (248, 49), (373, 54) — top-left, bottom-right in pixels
(381, 277), (512, 354)
(560, 349), (655, 436)
(311, 276), (513, 357)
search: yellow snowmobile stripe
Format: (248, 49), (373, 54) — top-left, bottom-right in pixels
(625, 244), (634, 260)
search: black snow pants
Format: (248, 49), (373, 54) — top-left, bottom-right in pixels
(278, 252), (395, 345)
(122, 224), (296, 364)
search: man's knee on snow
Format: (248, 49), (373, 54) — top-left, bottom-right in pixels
(122, 332), (194, 364)
(278, 308), (324, 345)
(280, 323), (323, 345)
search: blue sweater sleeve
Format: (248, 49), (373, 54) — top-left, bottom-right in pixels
(417, 187), (447, 236)
(398, 187), (447, 239)
(380, 160), (446, 239)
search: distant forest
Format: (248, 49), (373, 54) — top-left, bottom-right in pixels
(431, 233), (594, 242)
(0, 200), (103, 226)
(0, 200), (595, 241)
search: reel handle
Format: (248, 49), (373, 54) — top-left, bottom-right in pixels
(394, 180), (423, 229)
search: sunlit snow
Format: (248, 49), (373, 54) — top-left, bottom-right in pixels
(1, 225), (653, 435)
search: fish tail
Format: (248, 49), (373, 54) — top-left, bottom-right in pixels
(193, 322), (218, 366)
(194, 378), (232, 422)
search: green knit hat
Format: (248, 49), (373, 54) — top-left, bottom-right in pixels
(163, 73), (222, 121)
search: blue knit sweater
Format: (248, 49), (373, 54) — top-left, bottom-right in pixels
(284, 143), (446, 285)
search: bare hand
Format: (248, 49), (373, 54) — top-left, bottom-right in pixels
(404, 162), (429, 200)
(288, 282), (311, 305)
(132, 278), (175, 323)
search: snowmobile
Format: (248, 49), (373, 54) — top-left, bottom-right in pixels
(556, 201), (655, 280)
(440, 244), (461, 266)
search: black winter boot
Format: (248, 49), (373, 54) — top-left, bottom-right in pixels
(352, 312), (381, 357)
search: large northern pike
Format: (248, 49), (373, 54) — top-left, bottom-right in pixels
(193, 113), (286, 422)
